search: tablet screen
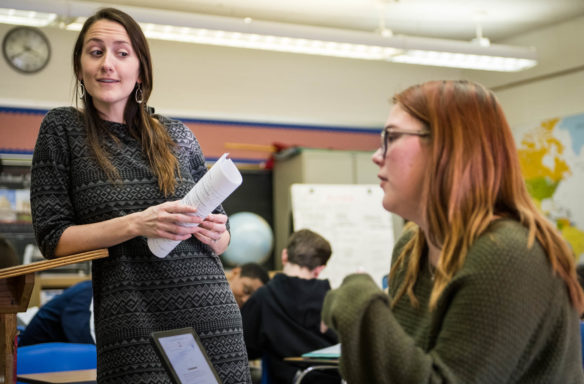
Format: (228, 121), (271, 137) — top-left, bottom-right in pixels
(151, 328), (221, 384)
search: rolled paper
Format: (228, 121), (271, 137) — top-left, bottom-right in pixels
(147, 153), (243, 258)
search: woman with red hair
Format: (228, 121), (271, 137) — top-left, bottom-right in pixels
(322, 80), (584, 383)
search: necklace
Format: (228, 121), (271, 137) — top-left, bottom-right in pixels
(428, 260), (436, 281)
(427, 246), (440, 281)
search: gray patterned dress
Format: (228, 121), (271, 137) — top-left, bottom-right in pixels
(31, 107), (252, 384)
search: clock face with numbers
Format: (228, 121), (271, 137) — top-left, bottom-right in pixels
(2, 26), (51, 74)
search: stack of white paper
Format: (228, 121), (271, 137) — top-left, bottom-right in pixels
(302, 343), (341, 359)
(147, 153), (243, 258)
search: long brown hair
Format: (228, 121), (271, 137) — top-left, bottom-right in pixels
(73, 8), (179, 196)
(388, 80), (584, 312)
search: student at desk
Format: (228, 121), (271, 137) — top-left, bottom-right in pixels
(241, 229), (340, 384)
(321, 80), (584, 383)
(227, 262), (270, 308)
(19, 280), (94, 346)
(19, 265), (267, 348)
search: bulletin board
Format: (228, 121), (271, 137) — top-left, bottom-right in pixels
(0, 160), (35, 264)
(291, 184), (395, 288)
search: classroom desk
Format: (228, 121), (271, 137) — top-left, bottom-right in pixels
(17, 368), (96, 384)
(284, 357), (345, 384)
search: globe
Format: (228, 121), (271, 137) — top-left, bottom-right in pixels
(221, 211), (274, 267)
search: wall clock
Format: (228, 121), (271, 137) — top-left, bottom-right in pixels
(2, 26), (51, 74)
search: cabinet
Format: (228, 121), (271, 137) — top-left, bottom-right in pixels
(272, 148), (403, 269)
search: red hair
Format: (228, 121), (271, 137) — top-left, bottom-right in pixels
(389, 80), (584, 312)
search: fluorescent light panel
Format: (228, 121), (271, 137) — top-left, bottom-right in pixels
(1, 5), (537, 72)
(64, 18), (402, 61)
(393, 50), (536, 72)
(141, 23), (402, 60)
(0, 8), (57, 27)
(142, 23), (537, 71)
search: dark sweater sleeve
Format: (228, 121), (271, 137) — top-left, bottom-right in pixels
(322, 273), (437, 383)
(30, 108), (76, 259)
(322, 223), (577, 383)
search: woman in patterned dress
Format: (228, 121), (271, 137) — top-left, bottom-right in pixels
(30, 8), (251, 384)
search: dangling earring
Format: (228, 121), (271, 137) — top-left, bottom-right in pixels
(78, 81), (85, 99)
(135, 83), (143, 104)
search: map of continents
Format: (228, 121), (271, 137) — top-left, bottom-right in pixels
(515, 113), (584, 262)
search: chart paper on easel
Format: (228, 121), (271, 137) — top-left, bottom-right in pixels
(291, 184), (394, 288)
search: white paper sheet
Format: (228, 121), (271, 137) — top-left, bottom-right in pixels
(147, 153), (242, 258)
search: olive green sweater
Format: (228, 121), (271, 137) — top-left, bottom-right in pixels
(322, 219), (584, 383)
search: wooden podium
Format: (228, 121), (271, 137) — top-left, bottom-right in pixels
(0, 249), (108, 384)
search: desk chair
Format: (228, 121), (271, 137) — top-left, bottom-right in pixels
(260, 355), (270, 384)
(293, 365), (346, 384)
(17, 342), (97, 374)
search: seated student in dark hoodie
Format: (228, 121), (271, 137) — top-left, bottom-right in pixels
(19, 280), (94, 346)
(241, 229), (340, 384)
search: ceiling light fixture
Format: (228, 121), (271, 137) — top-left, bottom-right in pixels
(0, 8), (57, 27)
(1, 0), (537, 72)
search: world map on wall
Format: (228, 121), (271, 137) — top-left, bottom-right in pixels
(515, 113), (584, 262)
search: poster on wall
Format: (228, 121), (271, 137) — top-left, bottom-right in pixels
(291, 184), (394, 288)
(0, 189), (31, 223)
(0, 161), (35, 263)
(513, 113), (584, 262)
(0, 161), (32, 224)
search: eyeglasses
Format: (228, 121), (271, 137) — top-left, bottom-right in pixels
(380, 128), (430, 158)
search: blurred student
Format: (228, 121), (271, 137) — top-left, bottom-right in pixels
(227, 262), (270, 308)
(19, 280), (94, 346)
(19, 263), (269, 348)
(241, 229), (339, 384)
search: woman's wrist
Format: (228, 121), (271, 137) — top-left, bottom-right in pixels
(125, 211), (141, 238)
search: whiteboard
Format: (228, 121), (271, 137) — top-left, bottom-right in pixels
(291, 184), (395, 288)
